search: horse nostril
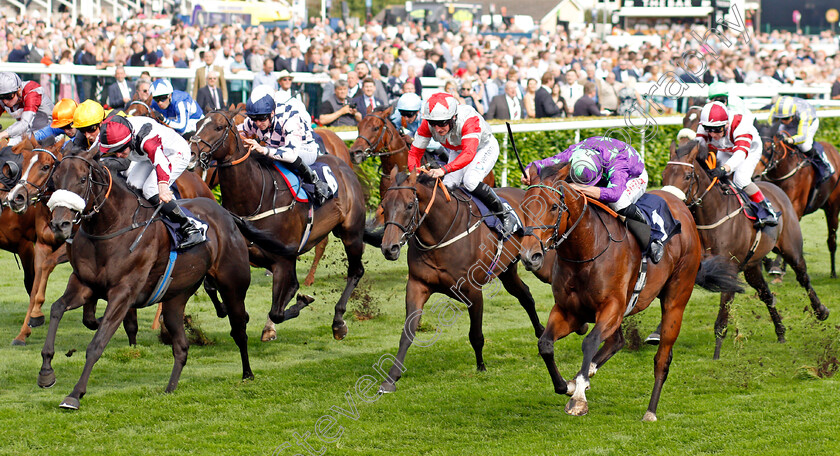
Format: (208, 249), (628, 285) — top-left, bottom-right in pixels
(530, 252), (543, 265)
(12, 193), (24, 205)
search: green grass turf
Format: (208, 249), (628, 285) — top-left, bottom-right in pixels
(0, 194), (838, 454)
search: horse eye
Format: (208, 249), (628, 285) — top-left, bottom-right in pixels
(80, 176), (87, 184)
(42, 165), (50, 171)
(216, 125), (224, 131)
(406, 202), (414, 210)
(550, 203), (559, 211)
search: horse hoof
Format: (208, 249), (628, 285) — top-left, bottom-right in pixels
(38, 371), (56, 388)
(816, 307), (830, 321)
(379, 382), (396, 394)
(11, 338), (25, 346)
(645, 331), (661, 345)
(575, 323), (589, 335)
(261, 329), (277, 342)
(59, 396), (80, 410)
(565, 380), (576, 396)
(477, 363), (486, 372)
(303, 277), (315, 287)
(535, 325), (545, 338)
(28, 315), (45, 328)
(565, 398), (589, 416)
(332, 322), (348, 340)
(769, 267), (783, 276)
(642, 411), (658, 422)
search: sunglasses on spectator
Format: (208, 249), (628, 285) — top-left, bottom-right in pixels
(280, 77), (293, 82)
(705, 125), (725, 133)
(78, 124), (100, 134)
(0, 92), (16, 100)
(427, 119), (450, 128)
(153, 95), (169, 103)
(248, 114), (271, 122)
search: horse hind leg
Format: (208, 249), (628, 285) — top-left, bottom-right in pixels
(160, 294), (191, 393)
(303, 237), (328, 287)
(781, 250), (830, 321)
(645, 276), (689, 422)
(215, 271), (253, 380)
(203, 276), (227, 318)
(713, 291), (736, 360)
(825, 204), (839, 278)
(743, 265), (786, 342)
(498, 267), (544, 338)
(123, 309), (138, 346)
(589, 327), (625, 378)
(263, 258), (305, 342)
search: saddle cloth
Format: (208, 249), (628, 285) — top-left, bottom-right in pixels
(636, 193), (681, 249)
(465, 190), (524, 237)
(272, 160), (339, 205)
(159, 205), (208, 252)
(726, 183), (778, 228)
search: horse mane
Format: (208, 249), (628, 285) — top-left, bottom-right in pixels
(676, 139), (699, 158)
(250, 151), (277, 171)
(392, 170), (434, 188)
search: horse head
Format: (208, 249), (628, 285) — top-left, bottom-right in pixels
(662, 139), (713, 206)
(46, 146), (109, 242)
(349, 106), (405, 165)
(519, 163), (579, 272)
(190, 111), (244, 169)
(379, 166), (422, 260)
(5, 141), (61, 213)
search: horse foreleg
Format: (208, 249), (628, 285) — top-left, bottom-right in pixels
(18, 241), (35, 297)
(744, 265), (786, 342)
(379, 279), (431, 394)
(538, 306), (578, 396)
(645, 282), (689, 422)
(161, 294), (191, 393)
(785, 253), (830, 321)
(12, 242), (51, 345)
(589, 327), (625, 378)
(303, 237), (328, 287)
(60, 286), (136, 410)
(39, 273), (94, 389)
(123, 309), (138, 346)
(331, 235), (365, 340)
(28, 243), (65, 328)
(498, 267), (544, 338)
(462, 288), (486, 372)
(151, 303), (163, 330)
(566, 299), (622, 417)
(263, 258), (301, 342)
(825, 205), (839, 279)
(713, 291), (735, 360)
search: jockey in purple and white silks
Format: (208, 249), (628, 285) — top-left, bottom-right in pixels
(523, 135), (663, 263)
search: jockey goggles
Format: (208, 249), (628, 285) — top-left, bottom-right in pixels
(78, 124), (100, 134)
(0, 92), (16, 100)
(705, 125), (725, 133)
(427, 119), (450, 128)
(399, 110), (418, 118)
(153, 95), (169, 103)
(248, 114), (271, 122)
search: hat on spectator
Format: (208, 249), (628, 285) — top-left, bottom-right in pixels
(276, 69), (292, 80)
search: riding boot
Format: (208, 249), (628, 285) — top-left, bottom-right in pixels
(618, 203), (663, 264)
(160, 200), (205, 249)
(755, 197), (780, 228)
(805, 144), (833, 185)
(472, 182), (517, 236)
(288, 157), (331, 205)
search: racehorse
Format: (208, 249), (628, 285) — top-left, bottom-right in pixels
(349, 106), (495, 204)
(191, 110), (368, 342)
(376, 168), (556, 394)
(757, 125), (840, 278)
(662, 139), (829, 359)
(38, 145), (296, 410)
(517, 164), (743, 420)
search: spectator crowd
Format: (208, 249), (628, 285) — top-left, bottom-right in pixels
(1, 9), (839, 129)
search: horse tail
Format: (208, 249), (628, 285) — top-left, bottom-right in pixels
(363, 217), (384, 248)
(229, 213), (299, 257)
(694, 256), (745, 293)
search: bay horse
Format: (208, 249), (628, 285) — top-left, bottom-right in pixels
(757, 127), (840, 278)
(190, 110), (367, 342)
(349, 106), (495, 204)
(682, 105), (703, 131)
(517, 164), (743, 420)
(376, 168), (556, 394)
(39, 145), (296, 410)
(663, 139), (829, 359)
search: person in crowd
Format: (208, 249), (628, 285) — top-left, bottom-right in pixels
(253, 58), (278, 91)
(107, 65), (134, 110)
(0, 71), (54, 145)
(597, 72), (621, 115)
(458, 79), (484, 115)
(319, 80), (360, 127)
(523, 78), (538, 119)
(573, 82), (601, 117)
(193, 50), (227, 103)
(485, 81), (524, 121)
(150, 79), (203, 137)
(228, 52), (250, 106)
(196, 70), (226, 112)
(352, 78), (386, 119)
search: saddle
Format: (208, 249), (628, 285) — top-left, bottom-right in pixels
(463, 189), (523, 238)
(272, 160), (339, 205)
(723, 183), (777, 230)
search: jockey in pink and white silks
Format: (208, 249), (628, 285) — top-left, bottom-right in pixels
(697, 101), (778, 227)
(407, 92), (516, 235)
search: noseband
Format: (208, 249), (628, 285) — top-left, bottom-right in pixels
(525, 183), (587, 252)
(12, 148), (58, 206)
(55, 155), (113, 222)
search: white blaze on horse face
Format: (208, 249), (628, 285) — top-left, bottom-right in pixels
(6, 155), (39, 204)
(194, 118), (210, 139)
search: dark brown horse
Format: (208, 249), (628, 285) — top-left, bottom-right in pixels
(662, 140), (829, 359)
(38, 146), (295, 410)
(682, 105), (703, 131)
(376, 168), (555, 394)
(191, 110), (367, 342)
(517, 164), (742, 420)
(757, 127), (840, 278)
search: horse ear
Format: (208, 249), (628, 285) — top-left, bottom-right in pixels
(384, 104), (393, 116)
(408, 167), (417, 184)
(389, 165), (398, 183)
(669, 141), (677, 158)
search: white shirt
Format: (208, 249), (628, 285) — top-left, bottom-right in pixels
(506, 95), (521, 120)
(118, 80), (130, 100)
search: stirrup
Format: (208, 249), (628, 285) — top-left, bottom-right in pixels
(648, 239), (664, 264)
(178, 224), (206, 250)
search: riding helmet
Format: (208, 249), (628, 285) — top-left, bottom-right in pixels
(51, 99), (78, 128)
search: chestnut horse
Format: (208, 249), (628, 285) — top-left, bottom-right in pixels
(663, 140), (829, 359)
(517, 164), (742, 420)
(39, 146), (296, 410)
(191, 110), (368, 342)
(376, 168), (555, 394)
(757, 127), (840, 278)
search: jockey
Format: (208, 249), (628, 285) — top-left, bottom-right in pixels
(522, 136), (664, 263)
(237, 86), (331, 205)
(98, 115), (205, 249)
(69, 100), (106, 152)
(34, 98), (77, 144)
(390, 92), (443, 153)
(770, 96), (833, 184)
(150, 79), (203, 138)
(0, 71), (54, 146)
(408, 92), (516, 235)
(697, 101), (778, 227)
(708, 82), (748, 117)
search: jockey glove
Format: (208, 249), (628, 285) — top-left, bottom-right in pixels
(709, 165), (728, 179)
(784, 137), (796, 145)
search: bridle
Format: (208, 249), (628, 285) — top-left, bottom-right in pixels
(127, 99), (165, 123)
(56, 155), (113, 223)
(190, 110), (250, 169)
(352, 112), (409, 162)
(525, 182), (586, 251)
(666, 147), (721, 209)
(11, 148), (58, 207)
(382, 176), (459, 250)
(760, 130), (805, 182)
